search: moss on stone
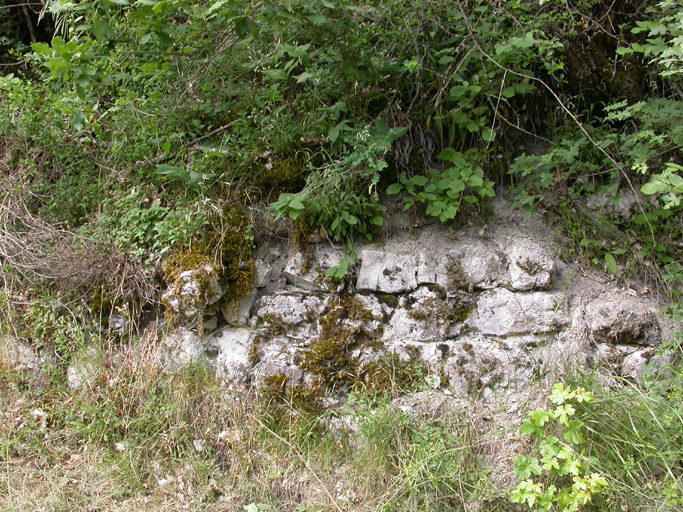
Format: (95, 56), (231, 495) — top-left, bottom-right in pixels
(254, 157), (308, 202)
(376, 294), (399, 309)
(299, 296), (376, 392)
(407, 292), (475, 328)
(355, 354), (426, 397)
(299, 295), (425, 397)
(260, 372), (322, 415)
(161, 201), (256, 336)
(446, 260), (470, 290)
(517, 258), (544, 275)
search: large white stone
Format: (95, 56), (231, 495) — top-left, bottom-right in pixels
(356, 250), (418, 293)
(210, 327), (254, 382)
(448, 240), (507, 289)
(221, 289), (257, 326)
(621, 349), (655, 380)
(470, 289), (567, 336)
(159, 328), (204, 371)
(253, 290), (328, 326)
(503, 239), (555, 291)
(443, 333), (536, 400)
(585, 296), (660, 345)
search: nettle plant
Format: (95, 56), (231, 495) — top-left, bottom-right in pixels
(510, 383), (609, 512)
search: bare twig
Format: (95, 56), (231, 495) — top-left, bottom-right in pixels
(0, 3), (43, 11)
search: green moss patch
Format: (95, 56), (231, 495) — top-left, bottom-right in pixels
(254, 157), (308, 202)
(299, 296), (425, 397)
(161, 202), (256, 333)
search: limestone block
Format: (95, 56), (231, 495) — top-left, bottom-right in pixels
(356, 250), (418, 293)
(416, 253), (439, 285)
(253, 290), (328, 327)
(159, 327), (204, 372)
(1, 336), (48, 372)
(210, 327), (254, 382)
(254, 259), (272, 288)
(222, 288), (257, 326)
(621, 348), (655, 380)
(443, 333), (536, 400)
(283, 253), (325, 292)
(162, 264), (224, 320)
(503, 239), (555, 291)
(66, 346), (99, 390)
(585, 296), (660, 345)
(470, 289), (567, 336)
(448, 240), (507, 289)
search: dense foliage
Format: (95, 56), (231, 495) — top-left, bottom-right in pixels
(2, 0), (683, 510)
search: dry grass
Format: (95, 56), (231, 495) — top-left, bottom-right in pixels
(0, 174), (158, 319)
(0, 324), (516, 512)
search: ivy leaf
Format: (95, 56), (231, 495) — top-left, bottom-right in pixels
(92, 16), (115, 40)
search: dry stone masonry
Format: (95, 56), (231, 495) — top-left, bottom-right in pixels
(156, 201), (673, 402)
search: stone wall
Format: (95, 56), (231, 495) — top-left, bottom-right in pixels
(159, 201), (672, 402)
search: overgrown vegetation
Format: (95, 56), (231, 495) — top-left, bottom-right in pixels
(2, 0), (683, 509)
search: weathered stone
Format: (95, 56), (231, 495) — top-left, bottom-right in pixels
(202, 315), (218, 333)
(590, 343), (622, 370)
(621, 348), (655, 380)
(159, 327), (204, 371)
(393, 390), (464, 417)
(67, 346), (99, 390)
(162, 264), (224, 321)
(416, 253), (439, 285)
(283, 253), (325, 292)
(586, 191), (640, 220)
(108, 314), (128, 333)
(585, 296), (661, 345)
(443, 334), (536, 400)
(209, 327), (254, 382)
(503, 239), (555, 291)
(470, 289), (567, 336)
(254, 259), (272, 288)
(356, 250), (418, 293)
(253, 290), (328, 327)
(448, 241), (507, 289)
(380, 287), (472, 364)
(283, 248), (345, 293)
(0, 336), (47, 372)
(222, 288), (257, 326)
(643, 351), (674, 378)
(383, 308), (440, 345)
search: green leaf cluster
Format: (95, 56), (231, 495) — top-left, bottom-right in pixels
(388, 149), (495, 221)
(511, 383), (609, 512)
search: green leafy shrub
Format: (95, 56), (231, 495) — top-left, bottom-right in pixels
(388, 148), (495, 221)
(510, 383), (609, 512)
